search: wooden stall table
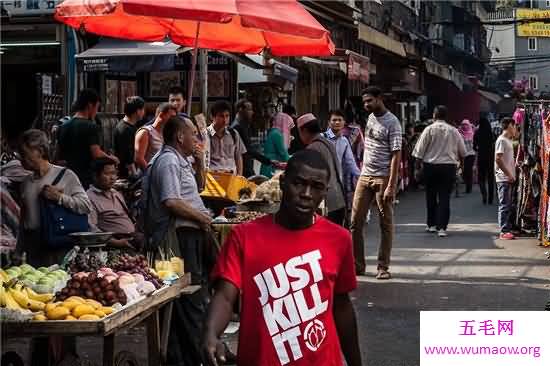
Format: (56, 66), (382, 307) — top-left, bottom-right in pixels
(1, 275), (199, 366)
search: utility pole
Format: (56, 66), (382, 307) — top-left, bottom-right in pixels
(199, 49), (208, 114)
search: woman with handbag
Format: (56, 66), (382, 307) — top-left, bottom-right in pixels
(18, 129), (91, 266)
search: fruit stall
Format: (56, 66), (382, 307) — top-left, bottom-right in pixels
(1, 249), (198, 366)
(209, 172), (283, 244)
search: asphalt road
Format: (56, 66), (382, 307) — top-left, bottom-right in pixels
(354, 187), (550, 366)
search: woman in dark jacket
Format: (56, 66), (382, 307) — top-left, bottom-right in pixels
(473, 118), (495, 204)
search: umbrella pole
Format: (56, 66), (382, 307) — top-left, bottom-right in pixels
(187, 22), (201, 116)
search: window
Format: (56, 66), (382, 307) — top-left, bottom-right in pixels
(528, 37), (537, 51)
(546, 0), (550, 7)
(529, 75), (538, 90)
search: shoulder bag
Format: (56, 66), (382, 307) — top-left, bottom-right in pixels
(40, 168), (89, 248)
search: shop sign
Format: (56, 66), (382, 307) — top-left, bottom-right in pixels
(81, 58), (110, 72)
(425, 58), (450, 81)
(517, 9), (550, 37)
(0, 0), (60, 17)
(347, 54), (369, 84)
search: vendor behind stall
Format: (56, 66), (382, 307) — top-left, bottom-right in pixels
(141, 115), (211, 366)
(87, 157), (143, 250)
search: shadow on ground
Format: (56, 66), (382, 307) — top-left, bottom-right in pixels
(354, 281), (549, 366)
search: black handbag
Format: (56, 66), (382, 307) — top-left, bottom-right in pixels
(40, 168), (89, 248)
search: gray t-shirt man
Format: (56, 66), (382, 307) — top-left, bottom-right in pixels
(142, 145), (210, 243)
(362, 112), (403, 176)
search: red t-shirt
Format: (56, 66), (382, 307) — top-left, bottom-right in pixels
(212, 215), (357, 366)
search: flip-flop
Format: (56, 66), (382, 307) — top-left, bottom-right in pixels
(376, 270), (391, 280)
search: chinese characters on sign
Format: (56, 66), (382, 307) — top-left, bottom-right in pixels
(459, 320), (514, 336)
(517, 9), (550, 37)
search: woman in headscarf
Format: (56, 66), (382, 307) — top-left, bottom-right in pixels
(473, 118), (495, 204)
(260, 112), (294, 178)
(459, 119), (476, 194)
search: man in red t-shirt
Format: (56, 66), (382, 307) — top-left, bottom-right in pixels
(202, 150), (362, 366)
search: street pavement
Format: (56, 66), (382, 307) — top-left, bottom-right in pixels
(3, 188), (549, 366)
(355, 187), (550, 366)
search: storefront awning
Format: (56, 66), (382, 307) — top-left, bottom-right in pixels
(478, 90), (502, 104)
(238, 55), (298, 84)
(358, 23), (406, 58)
(76, 38), (179, 73)
(298, 49), (370, 83)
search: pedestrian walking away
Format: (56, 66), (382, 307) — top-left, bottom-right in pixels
(495, 117), (518, 240)
(459, 119), (476, 194)
(413, 105), (466, 238)
(202, 150), (362, 366)
(474, 117), (496, 205)
(350, 86), (402, 279)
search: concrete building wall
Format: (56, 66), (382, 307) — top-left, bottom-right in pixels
(515, 1), (550, 93)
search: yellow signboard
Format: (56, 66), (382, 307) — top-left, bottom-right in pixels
(517, 9), (550, 37)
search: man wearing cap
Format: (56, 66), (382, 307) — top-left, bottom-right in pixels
(297, 113), (346, 225)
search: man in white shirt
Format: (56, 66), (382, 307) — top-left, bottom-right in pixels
(494, 117), (518, 240)
(412, 106), (466, 238)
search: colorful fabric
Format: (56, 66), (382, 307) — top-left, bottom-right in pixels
(272, 112), (294, 149)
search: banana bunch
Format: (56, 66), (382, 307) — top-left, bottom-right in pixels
(1, 282), (53, 312)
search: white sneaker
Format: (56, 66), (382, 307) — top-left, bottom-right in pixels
(438, 230), (448, 237)
(426, 226), (437, 233)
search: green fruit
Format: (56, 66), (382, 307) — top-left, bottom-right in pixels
(5, 269), (19, 278)
(7, 267), (21, 275)
(38, 277), (56, 286)
(20, 264), (35, 274)
(37, 267), (49, 273)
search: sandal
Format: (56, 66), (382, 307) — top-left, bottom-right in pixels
(376, 269), (391, 280)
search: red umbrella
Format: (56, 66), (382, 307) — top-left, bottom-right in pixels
(55, 0), (335, 113)
(54, 0), (334, 55)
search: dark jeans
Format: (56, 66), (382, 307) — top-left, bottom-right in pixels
(497, 182), (514, 233)
(166, 227), (210, 366)
(424, 163), (456, 230)
(463, 155), (475, 193)
(478, 159), (495, 204)
(327, 207), (346, 227)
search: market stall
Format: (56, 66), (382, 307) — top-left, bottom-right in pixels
(205, 172), (283, 244)
(1, 244), (197, 366)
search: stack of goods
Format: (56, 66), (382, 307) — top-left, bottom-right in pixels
(36, 296), (114, 321)
(201, 173), (227, 199)
(225, 211), (266, 224)
(66, 249), (105, 273)
(253, 173), (282, 202)
(1, 279), (54, 321)
(2, 264), (68, 296)
(107, 253), (164, 289)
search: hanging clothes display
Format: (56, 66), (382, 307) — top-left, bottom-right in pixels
(540, 111), (550, 247)
(514, 102), (544, 238)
